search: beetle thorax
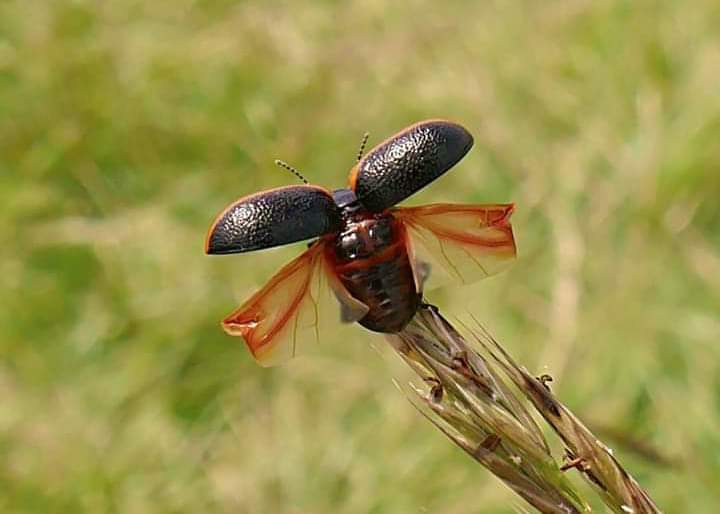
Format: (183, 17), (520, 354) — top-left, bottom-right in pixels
(332, 187), (395, 261)
(334, 212), (394, 261)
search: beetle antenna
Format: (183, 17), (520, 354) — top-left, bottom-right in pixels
(275, 159), (309, 184)
(356, 132), (370, 162)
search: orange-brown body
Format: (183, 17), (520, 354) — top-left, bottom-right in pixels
(324, 208), (419, 333)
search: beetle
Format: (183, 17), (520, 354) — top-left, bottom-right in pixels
(206, 120), (516, 365)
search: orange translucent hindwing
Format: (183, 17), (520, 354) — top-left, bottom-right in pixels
(393, 203), (516, 291)
(223, 241), (368, 366)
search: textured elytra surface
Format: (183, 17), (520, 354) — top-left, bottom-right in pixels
(354, 120), (474, 212)
(207, 185), (342, 254)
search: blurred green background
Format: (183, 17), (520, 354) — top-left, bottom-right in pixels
(2, 1), (719, 512)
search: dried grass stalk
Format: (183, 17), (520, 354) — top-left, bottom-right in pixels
(387, 305), (662, 514)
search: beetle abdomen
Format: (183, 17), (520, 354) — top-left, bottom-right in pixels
(328, 213), (419, 333)
(338, 246), (419, 333)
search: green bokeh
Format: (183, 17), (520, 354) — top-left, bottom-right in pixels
(1, 1), (719, 512)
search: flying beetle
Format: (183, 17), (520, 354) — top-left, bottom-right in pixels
(205, 120), (517, 366)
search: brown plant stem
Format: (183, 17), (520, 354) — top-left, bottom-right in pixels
(388, 305), (662, 514)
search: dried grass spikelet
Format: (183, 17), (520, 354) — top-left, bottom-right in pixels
(387, 305), (662, 514)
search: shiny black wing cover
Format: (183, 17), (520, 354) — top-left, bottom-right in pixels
(206, 185), (342, 254)
(351, 120), (474, 212)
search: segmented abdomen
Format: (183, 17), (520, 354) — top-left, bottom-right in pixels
(329, 213), (419, 333)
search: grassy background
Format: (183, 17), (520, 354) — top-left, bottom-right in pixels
(2, 1), (719, 512)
